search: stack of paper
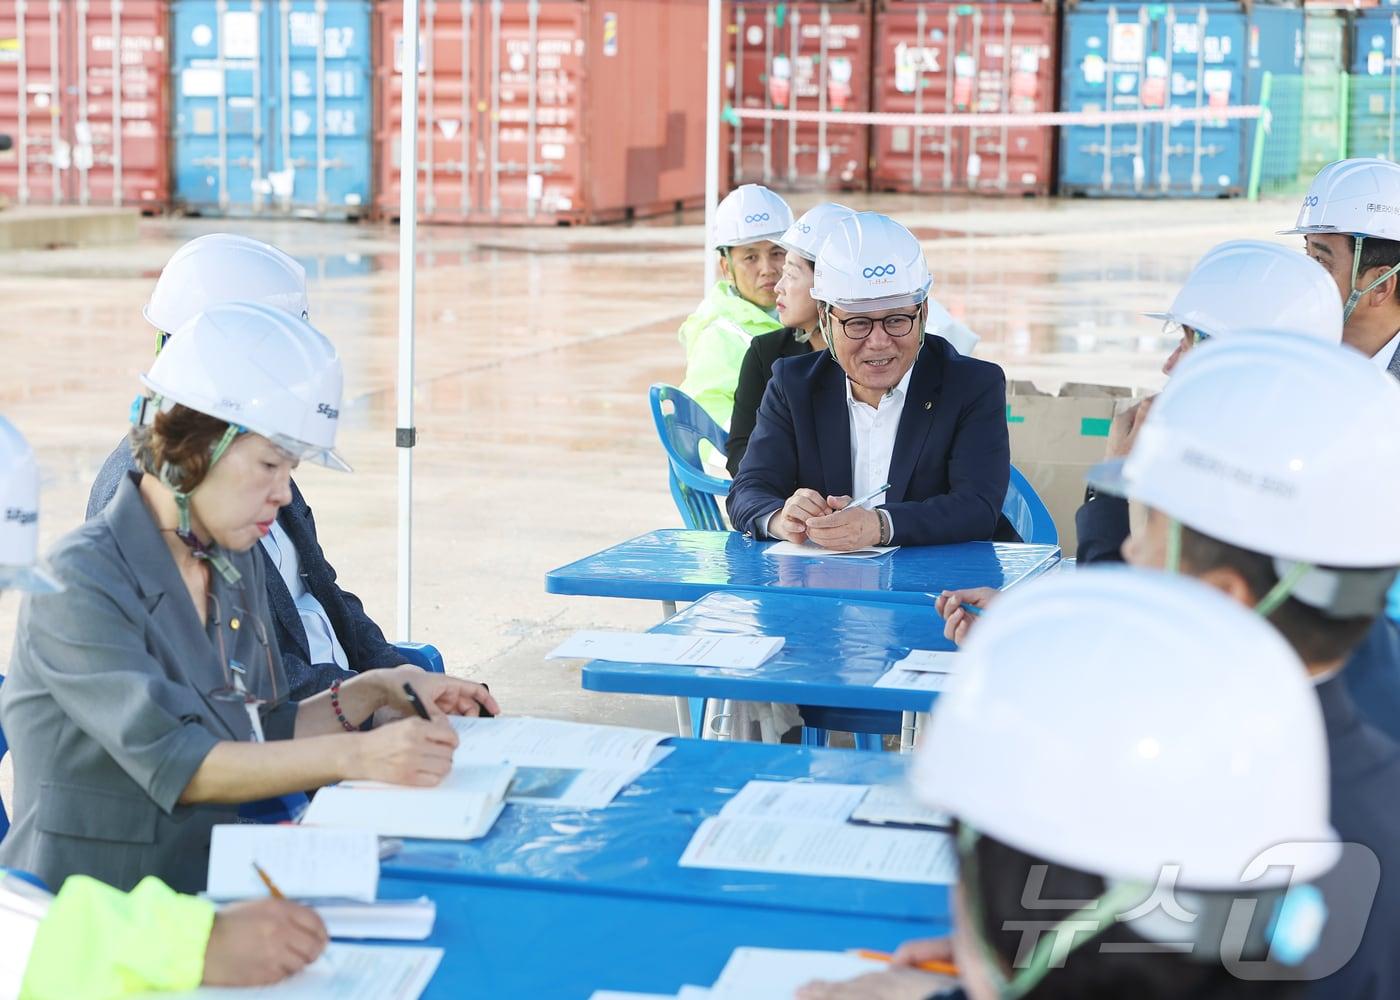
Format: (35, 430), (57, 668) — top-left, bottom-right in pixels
(548, 631), (784, 669)
(302, 763), (516, 841)
(207, 827), (381, 902)
(585, 948), (911, 1000)
(678, 781), (957, 885)
(763, 540), (898, 559)
(875, 649), (961, 692)
(453, 716), (674, 810)
(151, 944), (442, 999)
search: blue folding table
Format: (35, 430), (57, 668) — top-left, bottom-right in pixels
(581, 591), (953, 750)
(546, 530), (1060, 739)
(382, 739), (946, 922)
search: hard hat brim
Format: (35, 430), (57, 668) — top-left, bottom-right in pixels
(1142, 311), (1171, 322)
(1085, 457), (1132, 498)
(713, 231), (789, 251)
(775, 238), (816, 262)
(819, 290), (930, 313)
(0, 562), (65, 594)
(1276, 226), (1338, 237)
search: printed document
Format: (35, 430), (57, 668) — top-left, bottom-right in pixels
(893, 650), (960, 674)
(873, 668), (956, 692)
(548, 631), (784, 669)
(312, 897), (436, 941)
(709, 948), (885, 999)
(718, 781), (870, 824)
(154, 944), (442, 999)
(764, 540), (898, 559)
(206, 826), (379, 902)
(679, 816), (957, 885)
(849, 785), (951, 830)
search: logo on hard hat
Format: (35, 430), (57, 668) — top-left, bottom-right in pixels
(744, 213), (771, 224)
(1367, 202), (1400, 216)
(4, 507), (37, 526)
(317, 403), (339, 420)
(1302, 195), (1319, 208)
(863, 264), (897, 279)
(796, 223), (811, 234)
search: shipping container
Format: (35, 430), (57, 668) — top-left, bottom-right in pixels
(1058, 2), (1304, 198)
(726, 0), (873, 191)
(170, 0), (374, 217)
(870, 0), (1058, 196)
(0, 0), (170, 209)
(375, 0), (707, 225)
(1349, 9), (1400, 159)
(1299, 10), (1347, 174)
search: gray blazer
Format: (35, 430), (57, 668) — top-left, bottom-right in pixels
(0, 472), (296, 894)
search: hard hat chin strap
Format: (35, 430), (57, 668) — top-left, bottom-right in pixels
(1166, 517), (1311, 618)
(958, 824), (1145, 1000)
(1343, 234), (1400, 322)
(157, 420), (244, 586)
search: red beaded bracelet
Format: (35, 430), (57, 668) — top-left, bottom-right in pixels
(329, 678), (357, 732)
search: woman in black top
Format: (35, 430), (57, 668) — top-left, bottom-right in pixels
(726, 202), (854, 476)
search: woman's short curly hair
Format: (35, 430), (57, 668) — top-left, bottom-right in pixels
(130, 402), (233, 494)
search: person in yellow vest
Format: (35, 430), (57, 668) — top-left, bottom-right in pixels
(0, 416), (326, 999)
(679, 184), (793, 428)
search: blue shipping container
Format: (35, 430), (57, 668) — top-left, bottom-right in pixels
(1349, 10), (1400, 161)
(171, 0), (373, 216)
(1058, 3), (1303, 197)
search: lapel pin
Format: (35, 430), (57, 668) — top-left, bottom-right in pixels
(230, 618), (240, 631)
(923, 401), (932, 411)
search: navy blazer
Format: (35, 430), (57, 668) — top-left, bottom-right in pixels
(86, 441), (406, 701)
(728, 337), (1012, 545)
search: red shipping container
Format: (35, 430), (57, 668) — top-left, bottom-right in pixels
(374, 0), (708, 225)
(872, 0), (1057, 196)
(725, 0), (873, 191)
(0, 0), (170, 210)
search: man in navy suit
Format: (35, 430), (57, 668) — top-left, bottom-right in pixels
(87, 234), (408, 702)
(728, 213), (1011, 548)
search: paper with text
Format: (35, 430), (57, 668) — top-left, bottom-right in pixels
(548, 632), (784, 669)
(207, 826), (379, 902)
(873, 668), (956, 692)
(718, 782), (869, 824)
(155, 944), (442, 999)
(679, 816), (957, 885)
(894, 650), (960, 674)
(850, 785), (951, 830)
(710, 948), (885, 999)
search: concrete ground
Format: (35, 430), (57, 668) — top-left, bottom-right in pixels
(0, 192), (1301, 738)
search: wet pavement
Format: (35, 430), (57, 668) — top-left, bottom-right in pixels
(0, 193), (1303, 734)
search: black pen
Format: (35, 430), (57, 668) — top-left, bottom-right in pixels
(402, 682), (432, 720)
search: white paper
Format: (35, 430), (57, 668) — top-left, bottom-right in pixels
(588, 993), (676, 1000)
(158, 944), (442, 999)
(207, 826), (379, 902)
(547, 631), (784, 669)
(894, 650), (961, 674)
(764, 540), (899, 560)
(874, 668), (956, 692)
(719, 781), (868, 824)
(508, 747), (674, 810)
(850, 785), (951, 830)
(301, 764), (514, 841)
(710, 948), (884, 999)
(679, 817), (957, 885)
(450, 716), (669, 770)
(313, 897), (435, 941)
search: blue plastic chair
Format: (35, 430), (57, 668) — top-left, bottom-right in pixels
(649, 384), (730, 532)
(0, 677), (8, 838)
(1002, 465), (1058, 545)
(239, 642), (446, 823)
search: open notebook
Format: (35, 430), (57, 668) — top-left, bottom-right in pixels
(302, 763), (515, 841)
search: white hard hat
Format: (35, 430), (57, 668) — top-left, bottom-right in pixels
(711, 184), (794, 250)
(144, 234), (310, 334)
(0, 418), (61, 593)
(776, 202), (855, 262)
(924, 297), (980, 355)
(1090, 333), (1400, 571)
(1144, 241), (1343, 343)
(140, 302), (350, 472)
(913, 567), (1338, 891)
(1280, 157), (1400, 241)
(811, 212), (933, 313)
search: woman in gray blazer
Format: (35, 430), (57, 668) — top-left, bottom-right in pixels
(0, 303), (498, 894)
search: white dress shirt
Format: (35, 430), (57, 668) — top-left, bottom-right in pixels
(260, 521), (350, 670)
(1370, 329), (1400, 375)
(761, 362), (915, 540)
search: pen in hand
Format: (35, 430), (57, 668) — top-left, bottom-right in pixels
(251, 862), (285, 900)
(838, 482), (893, 514)
(404, 680), (495, 721)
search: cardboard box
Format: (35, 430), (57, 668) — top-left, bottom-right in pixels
(1006, 381), (1141, 555)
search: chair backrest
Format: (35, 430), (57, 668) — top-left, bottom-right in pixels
(0, 677), (8, 839)
(650, 384), (731, 532)
(1002, 465), (1058, 545)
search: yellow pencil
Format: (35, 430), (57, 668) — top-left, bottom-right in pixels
(852, 949), (958, 977)
(251, 862), (286, 900)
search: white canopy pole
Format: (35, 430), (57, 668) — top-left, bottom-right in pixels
(396, 0), (422, 642)
(703, 0), (721, 294)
